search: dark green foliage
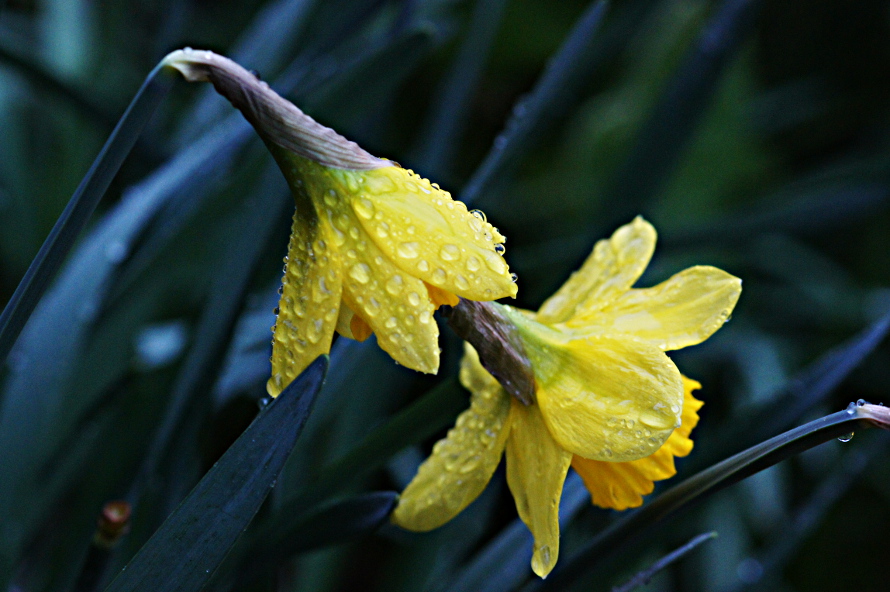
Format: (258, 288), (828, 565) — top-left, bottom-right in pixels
(103, 355), (327, 592)
(2, 0), (890, 591)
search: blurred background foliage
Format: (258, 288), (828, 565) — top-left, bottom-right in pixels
(1, 0), (890, 590)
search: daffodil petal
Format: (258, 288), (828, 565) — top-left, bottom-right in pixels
(572, 377), (703, 510)
(336, 208), (440, 373)
(347, 166), (518, 301)
(392, 350), (512, 531)
(334, 303), (372, 342)
(566, 266), (741, 351)
(526, 332), (684, 462)
(505, 399), (572, 578)
(537, 217), (656, 324)
(267, 208), (342, 397)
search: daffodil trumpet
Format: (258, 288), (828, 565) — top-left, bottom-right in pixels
(394, 217), (742, 578)
(161, 49), (518, 396)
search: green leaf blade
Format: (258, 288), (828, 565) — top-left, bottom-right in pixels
(103, 356), (328, 592)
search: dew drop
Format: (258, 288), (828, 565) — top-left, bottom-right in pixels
(494, 243), (506, 255)
(838, 432), (854, 443)
(354, 197), (375, 219)
(408, 292), (421, 306)
(397, 242), (419, 259)
(385, 275), (404, 295)
(349, 263), (371, 284)
(455, 275), (469, 290)
(419, 310), (432, 324)
(483, 251), (507, 273)
(417, 259), (430, 272)
(439, 244), (460, 261)
(384, 317), (398, 329)
(857, 398), (867, 407)
(469, 209), (487, 222)
(466, 256), (481, 271)
(510, 273), (518, 283)
(376, 222), (390, 238)
(433, 268), (447, 284)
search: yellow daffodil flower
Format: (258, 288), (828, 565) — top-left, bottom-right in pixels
(392, 217), (741, 578)
(161, 49), (517, 396)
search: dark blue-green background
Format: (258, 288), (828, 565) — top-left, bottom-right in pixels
(1, 0), (889, 590)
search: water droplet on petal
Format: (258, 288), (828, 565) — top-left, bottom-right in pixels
(376, 222), (390, 238)
(354, 197), (375, 219)
(408, 292), (421, 306)
(494, 244), (506, 255)
(483, 252), (507, 273)
(469, 209), (487, 222)
(857, 398), (867, 407)
(510, 273), (518, 283)
(349, 263), (371, 284)
(466, 256), (481, 271)
(433, 268), (447, 284)
(439, 244), (460, 261)
(385, 275), (404, 295)
(455, 275), (469, 290)
(417, 259), (430, 272)
(397, 242), (419, 259)
(838, 432), (854, 443)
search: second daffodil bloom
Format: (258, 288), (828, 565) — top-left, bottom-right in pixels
(161, 49), (517, 396)
(392, 217), (741, 577)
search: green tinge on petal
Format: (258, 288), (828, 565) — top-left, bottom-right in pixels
(273, 148), (442, 374)
(267, 208), (342, 397)
(524, 329), (684, 462)
(566, 265), (742, 351)
(536, 216), (656, 324)
(344, 166), (518, 301)
(505, 400), (572, 578)
(392, 367), (512, 531)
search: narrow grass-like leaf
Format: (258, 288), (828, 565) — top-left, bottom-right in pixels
(611, 532), (717, 592)
(723, 436), (888, 592)
(301, 23), (438, 130)
(445, 474), (589, 592)
(600, 0), (760, 224)
(413, 0), (509, 178)
(0, 23), (119, 128)
(0, 61), (175, 367)
(0, 117), (255, 584)
(664, 182), (890, 248)
(531, 403), (890, 591)
(696, 309), (890, 468)
(233, 492), (397, 585)
(132, 164), (292, 500)
(461, 0), (610, 206)
(103, 356), (328, 592)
